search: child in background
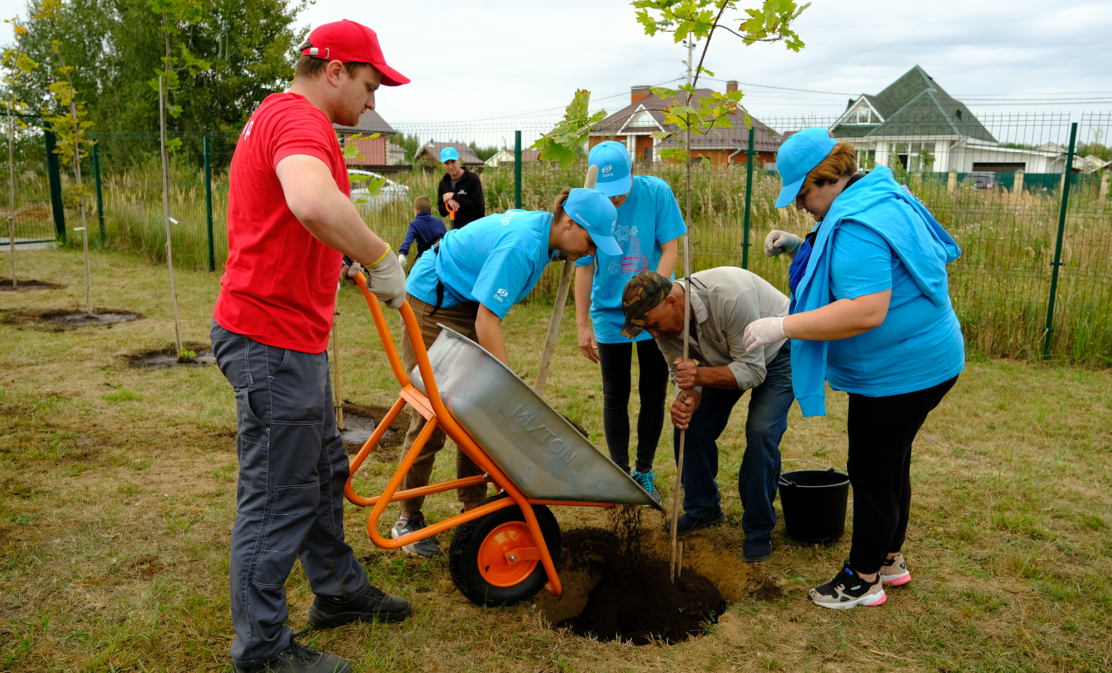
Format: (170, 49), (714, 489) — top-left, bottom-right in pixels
(398, 195), (446, 267)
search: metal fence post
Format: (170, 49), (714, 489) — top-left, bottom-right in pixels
(741, 127), (755, 269)
(43, 125), (65, 242)
(1042, 121), (1078, 359)
(204, 136), (215, 272)
(91, 142), (105, 243)
(514, 130), (522, 209)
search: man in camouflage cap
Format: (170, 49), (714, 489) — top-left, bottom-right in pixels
(621, 268), (794, 563)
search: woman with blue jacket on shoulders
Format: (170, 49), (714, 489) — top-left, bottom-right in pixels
(744, 128), (964, 610)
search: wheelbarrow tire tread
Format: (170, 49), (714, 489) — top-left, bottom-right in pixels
(448, 494), (561, 607)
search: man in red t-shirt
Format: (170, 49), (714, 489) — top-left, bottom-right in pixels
(210, 20), (411, 673)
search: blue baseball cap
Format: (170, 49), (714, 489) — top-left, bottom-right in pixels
(563, 188), (622, 256)
(774, 127), (837, 208)
(588, 141), (632, 198)
(440, 146), (459, 162)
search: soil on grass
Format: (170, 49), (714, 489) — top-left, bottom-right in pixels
(551, 506), (726, 645)
(1, 308), (142, 330)
(0, 278), (63, 291)
(125, 343), (215, 369)
(340, 402), (406, 455)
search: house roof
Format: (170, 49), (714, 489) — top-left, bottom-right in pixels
(591, 88), (780, 152)
(387, 142), (404, 152)
(333, 110), (396, 135)
(418, 142), (483, 165)
(831, 66), (996, 143)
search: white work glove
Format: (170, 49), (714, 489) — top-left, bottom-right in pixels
(743, 316), (786, 353)
(365, 247), (407, 309)
(764, 230), (803, 257)
(339, 259), (363, 286)
(398, 253), (407, 267)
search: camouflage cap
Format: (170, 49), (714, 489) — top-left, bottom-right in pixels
(621, 270), (672, 338)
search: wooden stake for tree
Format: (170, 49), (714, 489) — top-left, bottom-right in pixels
(333, 305), (344, 431)
(534, 163), (598, 394)
(7, 101), (14, 289)
(158, 76), (183, 355)
(75, 226), (91, 314)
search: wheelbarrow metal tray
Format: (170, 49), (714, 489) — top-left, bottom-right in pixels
(411, 327), (661, 510)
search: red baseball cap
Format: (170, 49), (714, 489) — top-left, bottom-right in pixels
(301, 20), (410, 86)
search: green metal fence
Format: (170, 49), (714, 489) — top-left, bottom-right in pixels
(12, 112), (1112, 365)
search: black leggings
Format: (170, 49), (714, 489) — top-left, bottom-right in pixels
(597, 340), (670, 474)
(847, 375), (958, 574)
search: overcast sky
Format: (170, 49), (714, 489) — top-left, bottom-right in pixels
(0, 0), (1109, 132)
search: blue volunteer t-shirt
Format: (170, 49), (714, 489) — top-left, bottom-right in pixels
(825, 221), (965, 396)
(407, 210), (557, 319)
(575, 175), (687, 343)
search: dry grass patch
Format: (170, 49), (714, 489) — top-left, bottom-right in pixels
(1, 248), (1110, 672)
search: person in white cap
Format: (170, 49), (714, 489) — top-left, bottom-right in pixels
(210, 19), (412, 673)
(573, 140), (686, 502)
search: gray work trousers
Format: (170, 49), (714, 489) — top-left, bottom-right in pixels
(211, 320), (372, 667)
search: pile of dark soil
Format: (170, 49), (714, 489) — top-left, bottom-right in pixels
(556, 506), (725, 645)
(125, 344), (215, 369)
(340, 402), (406, 455)
(0, 278), (62, 292)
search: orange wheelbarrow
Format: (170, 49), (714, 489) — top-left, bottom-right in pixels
(344, 273), (661, 606)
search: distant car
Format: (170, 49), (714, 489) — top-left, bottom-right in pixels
(348, 169), (410, 213)
(963, 172), (996, 189)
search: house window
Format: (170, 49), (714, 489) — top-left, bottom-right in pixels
(856, 149), (876, 170)
(889, 142), (937, 172)
(853, 106), (879, 124)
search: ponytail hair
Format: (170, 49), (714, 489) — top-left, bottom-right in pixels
(552, 187), (572, 223)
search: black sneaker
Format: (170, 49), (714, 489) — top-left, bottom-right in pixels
(742, 538), (773, 563)
(307, 586), (412, 629)
(809, 563), (886, 610)
(232, 638), (351, 673)
(667, 510), (726, 537)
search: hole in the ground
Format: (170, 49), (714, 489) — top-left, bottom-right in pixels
(43, 309), (140, 327)
(0, 278), (63, 292)
(125, 343), (215, 369)
(339, 403), (406, 456)
(537, 508), (768, 645)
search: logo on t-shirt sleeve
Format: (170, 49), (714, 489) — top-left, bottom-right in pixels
(242, 120), (255, 138)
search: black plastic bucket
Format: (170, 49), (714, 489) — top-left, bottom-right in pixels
(778, 460), (850, 544)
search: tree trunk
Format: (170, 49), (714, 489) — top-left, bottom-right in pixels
(70, 96), (92, 313)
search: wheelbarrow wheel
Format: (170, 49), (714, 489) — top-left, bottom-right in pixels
(448, 494), (561, 607)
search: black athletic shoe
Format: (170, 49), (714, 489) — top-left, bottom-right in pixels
(809, 563), (886, 610)
(232, 638), (351, 673)
(742, 538), (773, 563)
(668, 510), (726, 537)
(307, 586), (412, 629)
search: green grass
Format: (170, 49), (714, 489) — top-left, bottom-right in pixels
(1, 247), (1111, 671)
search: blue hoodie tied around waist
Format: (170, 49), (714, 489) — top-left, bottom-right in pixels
(791, 166), (962, 417)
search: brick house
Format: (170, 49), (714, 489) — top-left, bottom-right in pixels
(588, 82), (780, 167)
(333, 110), (396, 167)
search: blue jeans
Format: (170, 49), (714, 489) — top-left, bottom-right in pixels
(211, 321), (372, 667)
(673, 343), (793, 542)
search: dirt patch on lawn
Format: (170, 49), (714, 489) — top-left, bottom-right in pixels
(0, 278), (63, 292)
(340, 403), (406, 456)
(2, 308), (142, 330)
(535, 506), (769, 645)
(125, 343), (215, 369)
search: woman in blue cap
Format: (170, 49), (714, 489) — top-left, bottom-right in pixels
(437, 146), (485, 228)
(391, 187), (622, 558)
(744, 128), (964, 610)
(573, 141), (687, 501)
